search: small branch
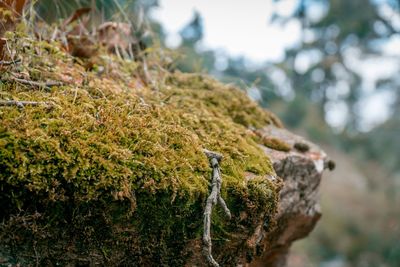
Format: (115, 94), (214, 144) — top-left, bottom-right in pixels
(1, 77), (64, 91)
(0, 100), (51, 108)
(217, 196), (231, 218)
(203, 149), (223, 162)
(11, 78), (64, 89)
(375, 14), (399, 34)
(142, 57), (157, 90)
(202, 149), (231, 267)
(0, 58), (22, 66)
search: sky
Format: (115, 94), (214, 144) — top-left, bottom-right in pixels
(151, 0), (303, 63)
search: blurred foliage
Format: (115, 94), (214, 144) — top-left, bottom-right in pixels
(35, 0), (157, 22)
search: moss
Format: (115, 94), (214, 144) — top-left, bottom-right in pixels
(261, 137), (291, 152)
(0, 32), (281, 264)
(164, 73), (283, 129)
(294, 142), (310, 153)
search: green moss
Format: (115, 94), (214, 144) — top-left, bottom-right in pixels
(164, 73), (283, 129)
(0, 34), (281, 264)
(294, 141), (310, 153)
(261, 137), (291, 152)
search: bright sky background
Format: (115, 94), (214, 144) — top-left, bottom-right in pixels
(151, 0), (302, 63)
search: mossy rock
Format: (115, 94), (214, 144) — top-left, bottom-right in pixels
(0, 34), (281, 265)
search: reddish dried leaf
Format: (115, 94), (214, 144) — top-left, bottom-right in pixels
(97, 22), (135, 52)
(61, 7), (91, 28)
(0, 0), (28, 58)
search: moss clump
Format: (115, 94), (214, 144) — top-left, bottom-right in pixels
(327, 159), (336, 171)
(261, 137), (291, 152)
(294, 141), (310, 152)
(0, 32), (281, 265)
(163, 73), (283, 129)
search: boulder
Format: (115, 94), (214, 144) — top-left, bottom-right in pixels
(0, 35), (330, 266)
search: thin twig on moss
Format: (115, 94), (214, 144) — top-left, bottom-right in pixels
(4, 77), (64, 90)
(0, 100), (51, 108)
(13, 77), (64, 88)
(0, 58), (22, 66)
(203, 149), (231, 267)
(142, 57), (157, 90)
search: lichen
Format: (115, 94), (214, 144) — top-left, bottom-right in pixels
(0, 31), (281, 265)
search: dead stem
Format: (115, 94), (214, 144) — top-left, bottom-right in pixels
(0, 100), (51, 108)
(0, 58), (22, 66)
(203, 149), (231, 267)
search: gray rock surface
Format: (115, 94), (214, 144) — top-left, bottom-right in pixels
(248, 126), (330, 267)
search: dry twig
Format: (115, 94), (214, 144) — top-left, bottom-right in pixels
(202, 149), (231, 267)
(11, 77), (64, 88)
(0, 100), (51, 108)
(0, 58), (22, 66)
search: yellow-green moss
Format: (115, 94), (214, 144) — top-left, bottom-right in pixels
(163, 73), (283, 129)
(261, 137), (291, 152)
(0, 32), (281, 265)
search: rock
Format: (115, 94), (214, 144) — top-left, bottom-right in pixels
(249, 126), (329, 267)
(183, 126), (330, 266)
(0, 35), (330, 266)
